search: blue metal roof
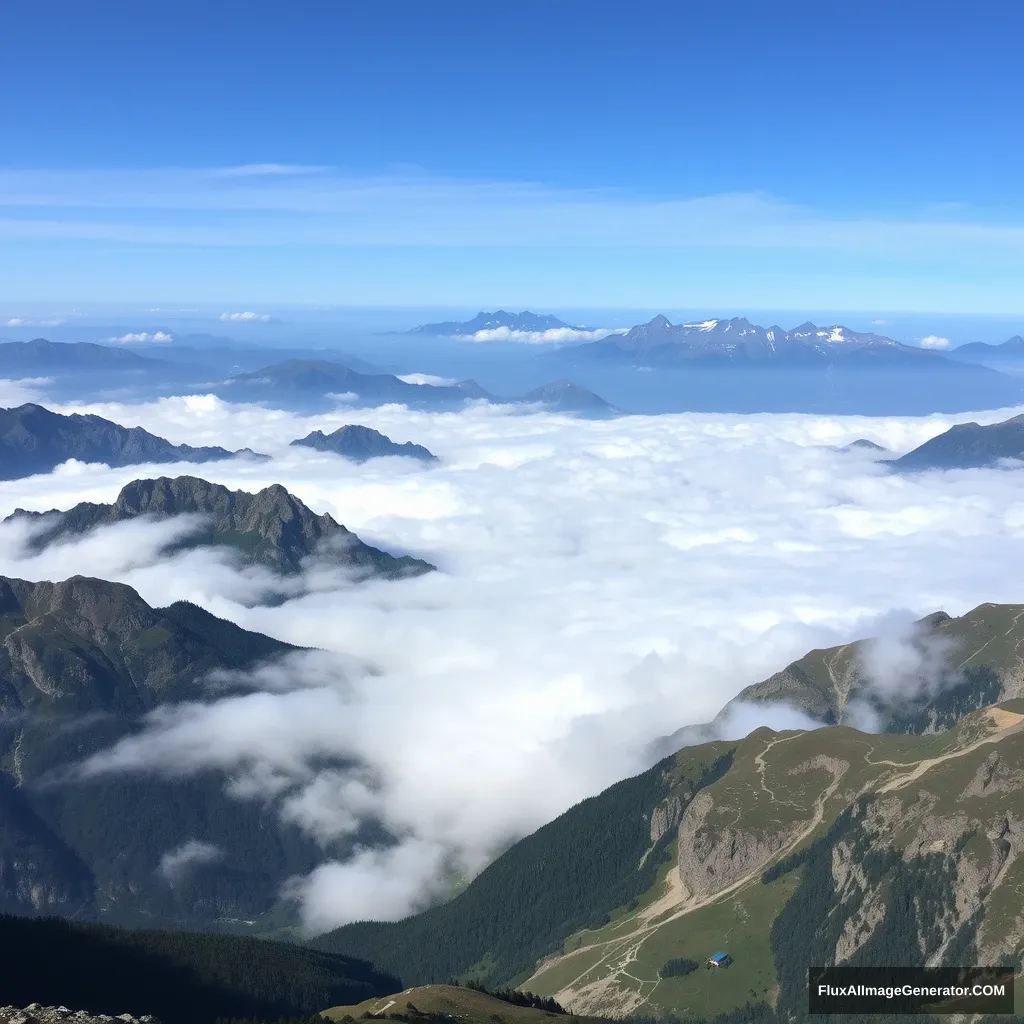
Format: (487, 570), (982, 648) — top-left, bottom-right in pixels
(710, 952), (729, 961)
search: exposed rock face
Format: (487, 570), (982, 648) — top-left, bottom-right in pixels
(0, 403), (259, 482)
(291, 424), (438, 463)
(0, 1008), (159, 1024)
(7, 476), (435, 578)
(649, 794), (683, 843)
(675, 790), (797, 900)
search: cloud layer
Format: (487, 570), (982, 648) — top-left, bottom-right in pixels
(220, 311), (270, 322)
(454, 327), (626, 345)
(2, 391), (1024, 929)
(107, 330), (174, 344)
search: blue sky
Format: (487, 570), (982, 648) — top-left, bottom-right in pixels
(2, 0), (1024, 312)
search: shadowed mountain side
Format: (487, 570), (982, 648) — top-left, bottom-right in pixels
(888, 413), (1024, 471)
(0, 404), (265, 482)
(0, 914), (400, 1024)
(0, 574), (297, 714)
(292, 426), (438, 463)
(0, 575), (375, 929)
(5, 476), (435, 578)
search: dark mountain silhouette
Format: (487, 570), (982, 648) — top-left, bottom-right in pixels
(6, 476), (435, 577)
(0, 914), (399, 1024)
(521, 381), (619, 417)
(949, 335), (1024, 362)
(291, 426), (438, 463)
(889, 413), (1024, 471)
(0, 403), (263, 481)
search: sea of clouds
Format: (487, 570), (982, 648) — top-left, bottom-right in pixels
(2, 378), (1024, 931)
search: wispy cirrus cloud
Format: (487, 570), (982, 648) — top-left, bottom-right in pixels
(0, 167), (1023, 266)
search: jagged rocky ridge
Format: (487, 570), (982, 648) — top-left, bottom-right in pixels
(6, 476), (434, 578)
(291, 425), (438, 463)
(0, 404), (263, 482)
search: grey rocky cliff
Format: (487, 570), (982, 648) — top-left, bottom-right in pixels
(675, 790), (798, 899)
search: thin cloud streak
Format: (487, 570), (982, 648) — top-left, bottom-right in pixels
(0, 169), (1023, 262)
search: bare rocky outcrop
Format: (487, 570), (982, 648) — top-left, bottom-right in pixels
(959, 750), (1024, 799)
(675, 791), (797, 899)
(649, 794), (684, 843)
(0, 1007), (159, 1024)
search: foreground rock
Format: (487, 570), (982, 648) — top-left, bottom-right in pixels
(0, 1007), (159, 1024)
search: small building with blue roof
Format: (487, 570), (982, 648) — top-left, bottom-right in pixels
(706, 952), (732, 968)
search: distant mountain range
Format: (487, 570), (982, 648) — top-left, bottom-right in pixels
(572, 314), (983, 368)
(6, 476), (434, 578)
(889, 413), (1024, 471)
(409, 310), (578, 337)
(292, 425), (438, 463)
(219, 359), (491, 410)
(219, 359), (618, 416)
(0, 338), (162, 372)
(949, 335), (1024, 363)
(0, 403), (263, 481)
